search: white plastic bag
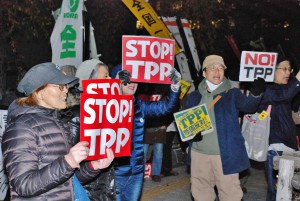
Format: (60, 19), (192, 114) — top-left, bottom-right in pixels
(242, 105), (272, 162)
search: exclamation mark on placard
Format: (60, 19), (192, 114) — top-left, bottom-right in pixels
(170, 43), (173, 60)
(128, 100), (133, 122)
(272, 54), (276, 66)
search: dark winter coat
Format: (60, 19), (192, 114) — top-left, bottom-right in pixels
(186, 79), (261, 175)
(2, 100), (100, 201)
(114, 89), (179, 176)
(258, 77), (300, 150)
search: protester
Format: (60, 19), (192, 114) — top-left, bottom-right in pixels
(257, 56), (300, 201)
(143, 123), (165, 182)
(114, 68), (181, 201)
(2, 62), (114, 200)
(185, 55), (265, 201)
(60, 65), (79, 108)
(62, 59), (116, 201)
(75, 59), (111, 91)
(138, 84), (172, 182)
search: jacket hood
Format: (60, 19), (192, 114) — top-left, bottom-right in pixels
(7, 99), (59, 124)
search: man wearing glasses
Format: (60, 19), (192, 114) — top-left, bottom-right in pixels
(258, 56), (300, 201)
(185, 55), (265, 201)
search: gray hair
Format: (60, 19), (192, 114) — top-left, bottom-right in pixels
(89, 63), (109, 79)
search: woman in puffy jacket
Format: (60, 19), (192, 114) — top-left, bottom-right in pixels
(2, 62), (114, 201)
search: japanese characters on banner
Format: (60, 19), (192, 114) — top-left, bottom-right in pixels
(0, 110), (8, 200)
(122, 35), (175, 84)
(80, 79), (133, 160)
(50, 0), (84, 67)
(174, 104), (213, 142)
(121, 0), (181, 55)
(239, 51), (277, 82)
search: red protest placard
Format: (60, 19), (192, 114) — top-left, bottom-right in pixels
(122, 35), (175, 84)
(81, 79), (121, 95)
(80, 94), (133, 160)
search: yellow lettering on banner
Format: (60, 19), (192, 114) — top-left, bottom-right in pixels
(122, 0), (181, 55)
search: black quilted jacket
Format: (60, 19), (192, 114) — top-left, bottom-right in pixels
(2, 100), (101, 200)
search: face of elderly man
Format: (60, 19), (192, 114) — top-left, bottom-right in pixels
(203, 63), (225, 85)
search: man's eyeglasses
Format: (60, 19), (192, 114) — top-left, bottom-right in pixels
(206, 65), (225, 72)
(49, 84), (71, 91)
(276, 67), (293, 73)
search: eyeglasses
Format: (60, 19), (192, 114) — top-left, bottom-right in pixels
(123, 82), (137, 86)
(48, 84), (70, 91)
(276, 67), (293, 73)
(206, 65), (225, 72)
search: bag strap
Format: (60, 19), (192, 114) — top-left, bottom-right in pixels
(206, 89), (229, 110)
(207, 95), (222, 110)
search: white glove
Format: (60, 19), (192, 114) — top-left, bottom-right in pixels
(170, 68), (181, 92)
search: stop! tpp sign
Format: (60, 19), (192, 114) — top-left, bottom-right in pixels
(239, 51), (277, 82)
(122, 35), (175, 84)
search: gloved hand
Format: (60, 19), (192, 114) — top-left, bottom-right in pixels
(193, 132), (202, 142)
(170, 68), (181, 92)
(118, 70), (131, 85)
(251, 77), (266, 96)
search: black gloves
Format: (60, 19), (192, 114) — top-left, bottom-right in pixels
(193, 132), (202, 142)
(251, 77), (266, 96)
(118, 70), (131, 85)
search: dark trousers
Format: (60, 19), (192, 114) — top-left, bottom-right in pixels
(161, 131), (177, 174)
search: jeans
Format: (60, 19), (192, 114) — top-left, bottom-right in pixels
(115, 173), (144, 201)
(265, 150), (283, 201)
(144, 143), (163, 175)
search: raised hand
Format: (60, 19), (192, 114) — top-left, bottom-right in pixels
(169, 68), (181, 92)
(251, 77), (266, 96)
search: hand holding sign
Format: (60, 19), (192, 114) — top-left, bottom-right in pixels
(65, 141), (90, 169)
(251, 77), (266, 96)
(193, 131), (203, 142)
(90, 148), (115, 170)
(170, 68), (181, 92)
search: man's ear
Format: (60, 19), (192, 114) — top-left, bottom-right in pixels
(202, 70), (206, 78)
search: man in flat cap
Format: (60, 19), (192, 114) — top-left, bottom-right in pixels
(185, 55), (265, 201)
